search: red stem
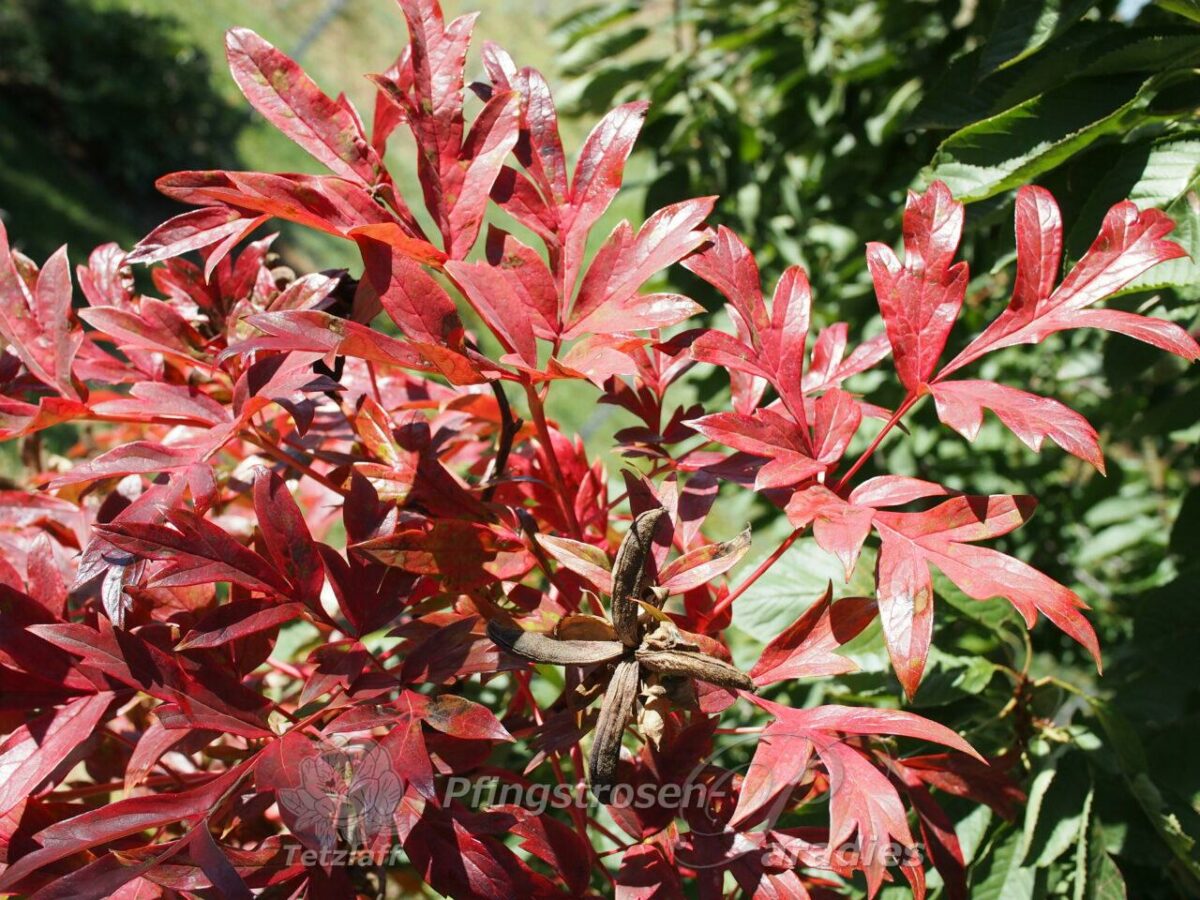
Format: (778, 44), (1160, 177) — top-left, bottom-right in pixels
(523, 381), (582, 537)
(832, 391), (920, 493)
(712, 525), (806, 621)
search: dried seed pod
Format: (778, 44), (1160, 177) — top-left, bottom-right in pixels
(636, 648), (755, 692)
(588, 658), (640, 800)
(488, 621), (624, 666)
(610, 507), (666, 646)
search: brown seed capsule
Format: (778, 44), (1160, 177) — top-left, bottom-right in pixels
(636, 648), (756, 692)
(610, 508), (666, 647)
(588, 658), (640, 800)
(487, 621), (624, 666)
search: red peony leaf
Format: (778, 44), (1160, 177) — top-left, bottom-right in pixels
(566, 198), (714, 338)
(127, 207), (269, 267)
(420, 694), (513, 741)
(867, 181), (968, 391)
(785, 486), (876, 578)
(930, 379), (1105, 472)
(873, 494), (1101, 697)
(253, 469), (324, 607)
(0, 227), (83, 400)
(563, 101), (649, 289)
(615, 841), (685, 900)
(98, 510), (292, 596)
(226, 28), (381, 184)
(657, 526), (751, 595)
(535, 533), (612, 593)
(750, 585), (877, 686)
(941, 186), (1197, 376)
(48, 442), (200, 488)
(444, 256), (539, 365)
(176, 600), (305, 650)
(0, 761), (250, 891)
(0, 692), (114, 816)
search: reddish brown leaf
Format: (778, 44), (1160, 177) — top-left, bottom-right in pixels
(226, 28), (382, 183)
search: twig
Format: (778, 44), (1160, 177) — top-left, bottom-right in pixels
(482, 380), (520, 502)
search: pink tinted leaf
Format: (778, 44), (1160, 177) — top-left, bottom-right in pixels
(849, 476), (953, 508)
(685, 409), (806, 460)
(48, 442), (198, 488)
(1010, 184), (1062, 317)
(875, 530), (936, 700)
(784, 486), (874, 577)
(945, 191), (1192, 375)
(484, 227), (559, 337)
(226, 28), (381, 183)
(758, 700), (983, 761)
(818, 740), (915, 897)
(567, 197), (715, 337)
(128, 208), (268, 266)
(569, 101), (649, 240)
(658, 526), (751, 594)
(534, 534), (612, 593)
(868, 181), (967, 390)
(358, 242), (465, 346)
(445, 257), (539, 365)
(812, 387), (862, 465)
(450, 90), (520, 258)
(931, 379), (1105, 473)
(1069, 308), (1199, 361)
(750, 586), (877, 685)
(873, 495), (1101, 681)
(681, 225), (765, 335)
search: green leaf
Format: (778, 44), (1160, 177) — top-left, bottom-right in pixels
(925, 71), (1186, 202)
(1071, 785), (1095, 900)
(910, 646), (999, 707)
(551, 1), (639, 48)
(1156, 0), (1200, 23)
(1087, 800), (1128, 900)
(972, 826), (1040, 900)
(1023, 755), (1092, 868)
(980, 0), (1096, 74)
(1128, 775), (1200, 879)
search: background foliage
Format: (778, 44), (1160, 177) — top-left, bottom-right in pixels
(559, 0), (1200, 895)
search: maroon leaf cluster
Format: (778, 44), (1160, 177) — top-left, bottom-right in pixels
(0, 0), (1194, 896)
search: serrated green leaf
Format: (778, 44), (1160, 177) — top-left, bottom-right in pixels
(1072, 786), (1095, 900)
(981, 0), (1095, 74)
(1023, 756), (1091, 868)
(1128, 775), (1200, 879)
(925, 71), (1185, 202)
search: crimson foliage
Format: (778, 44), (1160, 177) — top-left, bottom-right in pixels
(0, 1), (1195, 897)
